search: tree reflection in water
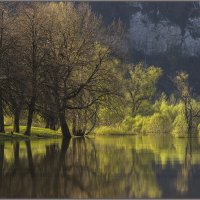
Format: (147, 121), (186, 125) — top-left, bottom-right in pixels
(0, 136), (200, 198)
(176, 138), (192, 194)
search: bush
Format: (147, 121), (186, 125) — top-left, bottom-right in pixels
(95, 95), (200, 137)
(172, 114), (188, 137)
(121, 116), (135, 133)
(142, 113), (172, 135)
(94, 126), (125, 135)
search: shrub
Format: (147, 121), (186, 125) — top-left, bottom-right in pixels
(172, 114), (188, 137)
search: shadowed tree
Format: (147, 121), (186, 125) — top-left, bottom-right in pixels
(15, 3), (49, 136)
(0, 3), (16, 132)
(0, 2), (123, 137)
(4, 49), (27, 133)
(41, 2), (123, 137)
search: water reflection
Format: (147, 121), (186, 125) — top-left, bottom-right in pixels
(176, 139), (192, 194)
(0, 136), (200, 198)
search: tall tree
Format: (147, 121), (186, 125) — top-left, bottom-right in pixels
(0, 3), (18, 133)
(3, 40), (26, 133)
(125, 63), (162, 116)
(42, 2), (122, 137)
(15, 3), (48, 135)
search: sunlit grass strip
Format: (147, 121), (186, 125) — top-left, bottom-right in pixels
(0, 126), (62, 140)
(94, 126), (135, 135)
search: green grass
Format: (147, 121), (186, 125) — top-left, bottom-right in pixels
(94, 126), (135, 136)
(0, 125), (62, 140)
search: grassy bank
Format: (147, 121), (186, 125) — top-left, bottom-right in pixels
(0, 126), (62, 140)
(94, 126), (135, 136)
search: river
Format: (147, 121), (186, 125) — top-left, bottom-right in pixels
(0, 135), (199, 198)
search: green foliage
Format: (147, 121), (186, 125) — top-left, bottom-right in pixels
(172, 114), (188, 137)
(128, 64), (162, 98)
(133, 100), (193, 136)
(98, 100), (126, 126)
(175, 71), (190, 98)
(197, 124), (200, 136)
(94, 126), (126, 135)
(142, 113), (171, 135)
(4, 116), (13, 126)
(121, 115), (136, 133)
(96, 95), (200, 137)
(125, 63), (162, 116)
(135, 100), (155, 116)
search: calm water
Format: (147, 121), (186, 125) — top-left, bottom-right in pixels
(0, 135), (200, 198)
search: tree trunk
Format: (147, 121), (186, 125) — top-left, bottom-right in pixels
(0, 144), (4, 188)
(13, 110), (20, 133)
(46, 118), (57, 130)
(45, 119), (50, 129)
(72, 114), (77, 136)
(50, 122), (56, 131)
(185, 100), (193, 137)
(25, 98), (35, 136)
(59, 111), (71, 138)
(50, 119), (56, 130)
(0, 98), (4, 133)
(0, 10), (5, 134)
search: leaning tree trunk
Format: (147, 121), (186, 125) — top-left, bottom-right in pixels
(13, 110), (20, 133)
(59, 111), (71, 138)
(25, 98), (35, 136)
(0, 98), (4, 133)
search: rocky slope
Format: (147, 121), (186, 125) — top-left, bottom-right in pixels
(128, 2), (200, 57)
(90, 2), (200, 94)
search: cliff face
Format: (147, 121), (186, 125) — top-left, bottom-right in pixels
(91, 2), (200, 55)
(90, 2), (200, 94)
(128, 2), (200, 57)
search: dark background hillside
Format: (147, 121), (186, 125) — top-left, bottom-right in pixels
(90, 2), (200, 96)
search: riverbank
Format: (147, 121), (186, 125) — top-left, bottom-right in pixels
(0, 126), (62, 140)
(94, 126), (134, 135)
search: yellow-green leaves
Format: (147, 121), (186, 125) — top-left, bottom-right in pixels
(126, 63), (162, 116)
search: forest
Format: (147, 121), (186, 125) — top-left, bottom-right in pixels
(0, 2), (200, 139)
